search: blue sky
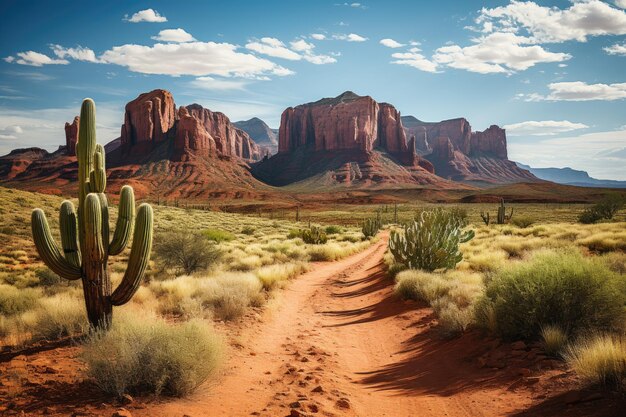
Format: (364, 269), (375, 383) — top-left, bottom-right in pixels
(1, 0), (625, 179)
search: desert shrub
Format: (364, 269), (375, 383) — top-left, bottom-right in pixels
(301, 226), (327, 244)
(203, 228), (235, 242)
(29, 294), (88, 341)
(511, 215), (535, 228)
(579, 194), (625, 224)
(154, 231), (222, 274)
(255, 262), (307, 290)
(541, 324), (568, 357)
(477, 250), (625, 340)
(389, 209), (474, 271)
(565, 334), (626, 389)
(240, 226), (255, 235)
(200, 273), (264, 320)
(0, 284), (39, 315)
(0, 226), (17, 235)
(35, 268), (63, 287)
(324, 225), (342, 235)
(287, 229), (303, 239)
(82, 313), (223, 397)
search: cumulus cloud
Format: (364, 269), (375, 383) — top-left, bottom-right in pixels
(604, 42), (626, 55)
(380, 38), (404, 48)
(50, 45), (100, 62)
(311, 33), (326, 40)
(99, 41), (294, 78)
(391, 51), (438, 73)
(290, 39), (315, 52)
(521, 81), (626, 101)
(504, 120), (589, 136)
(246, 37), (302, 60)
(5, 51), (69, 67)
(0, 125), (23, 140)
(433, 32), (571, 74)
(333, 33), (368, 42)
(617, 0), (626, 9)
(151, 28), (196, 43)
(290, 39), (337, 64)
(335, 2), (366, 9)
(124, 9), (167, 23)
(475, 0), (626, 43)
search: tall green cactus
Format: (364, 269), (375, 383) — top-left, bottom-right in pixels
(496, 198), (514, 224)
(31, 98), (154, 329)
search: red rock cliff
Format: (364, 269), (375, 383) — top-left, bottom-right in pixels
(120, 89), (176, 151)
(64, 116), (79, 156)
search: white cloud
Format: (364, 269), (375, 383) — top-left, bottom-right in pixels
(335, 2), (366, 9)
(510, 128), (626, 180)
(476, 0), (626, 43)
(124, 9), (167, 23)
(289, 39), (337, 64)
(391, 52), (438, 73)
(303, 54), (337, 65)
(604, 42), (626, 55)
(151, 28), (196, 43)
(617, 0), (626, 9)
(433, 32), (570, 74)
(190, 76), (249, 91)
(311, 33), (326, 40)
(0, 125), (23, 141)
(290, 39), (314, 52)
(333, 33), (368, 42)
(245, 37), (301, 60)
(504, 120), (589, 136)
(99, 41), (294, 78)
(8, 51), (69, 67)
(50, 45), (100, 62)
(380, 38), (404, 48)
(522, 81), (626, 101)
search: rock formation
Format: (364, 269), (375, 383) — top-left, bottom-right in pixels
(234, 117), (278, 156)
(64, 116), (79, 156)
(120, 89), (176, 153)
(254, 91), (448, 188)
(174, 106), (215, 159)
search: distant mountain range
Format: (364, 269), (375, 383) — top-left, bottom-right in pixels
(234, 117), (278, 155)
(515, 163), (626, 188)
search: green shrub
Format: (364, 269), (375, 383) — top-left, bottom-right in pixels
(389, 209), (474, 271)
(511, 215), (535, 228)
(240, 226), (255, 235)
(82, 313), (223, 397)
(0, 284), (38, 315)
(579, 194), (625, 224)
(324, 225), (342, 235)
(578, 208), (603, 224)
(35, 268), (63, 286)
(287, 229), (303, 239)
(477, 250), (625, 340)
(301, 226), (327, 244)
(154, 230), (222, 274)
(202, 228), (235, 242)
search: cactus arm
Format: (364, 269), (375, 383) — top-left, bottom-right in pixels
(111, 204), (153, 306)
(84, 194), (105, 265)
(97, 193), (110, 257)
(89, 145), (106, 193)
(109, 186), (135, 255)
(59, 201), (81, 268)
(31, 209), (82, 280)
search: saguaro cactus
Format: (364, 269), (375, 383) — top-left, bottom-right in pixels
(31, 98), (153, 329)
(497, 198), (514, 224)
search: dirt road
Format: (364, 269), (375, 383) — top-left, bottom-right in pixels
(145, 235), (535, 417)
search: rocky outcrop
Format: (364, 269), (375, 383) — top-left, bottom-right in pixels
(120, 89), (176, 152)
(174, 106), (215, 160)
(255, 92), (446, 188)
(471, 125), (507, 159)
(64, 116), (79, 156)
(186, 104), (261, 161)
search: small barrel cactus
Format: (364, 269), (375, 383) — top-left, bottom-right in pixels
(389, 208), (474, 271)
(31, 98), (153, 329)
(362, 217), (382, 238)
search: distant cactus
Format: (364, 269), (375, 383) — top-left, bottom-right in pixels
(480, 211), (490, 225)
(497, 198), (513, 224)
(31, 98), (153, 329)
(301, 226), (327, 244)
(389, 208), (474, 271)
(362, 217), (382, 238)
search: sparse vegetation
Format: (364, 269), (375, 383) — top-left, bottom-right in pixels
(565, 334), (626, 390)
(541, 324), (568, 357)
(301, 226), (328, 244)
(579, 194), (624, 224)
(154, 230), (222, 275)
(82, 312), (223, 397)
(203, 228), (235, 242)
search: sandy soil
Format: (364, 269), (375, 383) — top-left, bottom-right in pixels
(1, 235), (623, 416)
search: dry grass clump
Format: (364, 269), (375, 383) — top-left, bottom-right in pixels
(255, 262), (308, 290)
(394, 270), (484, 336)
(576, 231), (626, 253)
(565, 334), (626, 389)
(541, 324), (569, 357)
(307, 240), (369, 261)
(82, 311), (223, 397)
(0, 284), (39, 315)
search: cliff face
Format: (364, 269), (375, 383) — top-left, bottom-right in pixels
(234, 117), (278, 157)
(117, 90), (261, 162)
